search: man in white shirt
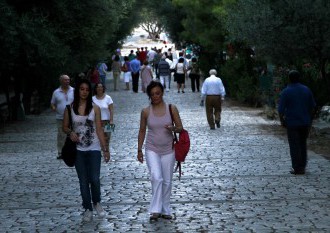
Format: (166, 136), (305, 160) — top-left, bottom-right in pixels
(50, 74), (74, 159)
(201, 69), (226, 130)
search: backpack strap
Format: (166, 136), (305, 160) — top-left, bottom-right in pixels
(169, 104), (182, 180)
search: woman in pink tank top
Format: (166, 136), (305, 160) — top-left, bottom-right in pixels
(137, 81), (183, 221)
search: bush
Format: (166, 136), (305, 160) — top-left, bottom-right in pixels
(220, 57), (261, 106)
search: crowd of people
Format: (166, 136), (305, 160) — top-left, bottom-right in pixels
(50, 46), (316, 222)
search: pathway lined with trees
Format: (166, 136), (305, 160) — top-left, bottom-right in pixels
(0, 0), (329, 119)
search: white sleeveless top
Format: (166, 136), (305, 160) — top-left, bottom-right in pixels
(71, 107), (101, 151)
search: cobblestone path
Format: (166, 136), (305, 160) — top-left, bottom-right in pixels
(0, 78), (329, 232)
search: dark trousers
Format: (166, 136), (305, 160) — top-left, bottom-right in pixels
(205, 95), (222, 128)
(287, 126), (309, 171)
(189, 73), (200, 92)
(131, 72), (140, 93)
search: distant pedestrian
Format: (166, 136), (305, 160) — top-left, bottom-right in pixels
(137, 81), (183, 221)
(130, 57), (141, 93)
(128, 50), (136, 61)
(89, 66), (100, 90)
(93, 82), (114, 151)
(140, 61), (153, 93)
(175, 57), (187, 93)
(188, 57), (201, 92)
(158, 55), (171, 92)
(278, 70), (316, 175)
(200, 69), (226, 130)
(62, 79), (110, 222)
(97, 62), (108, 86)
(123, 56), (131, 90)
(111, 55), (121, 91)
(50, 74), (74, 159)
(153, 49), (162, 79)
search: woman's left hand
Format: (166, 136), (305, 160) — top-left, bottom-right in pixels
(103, 151), (110, 163)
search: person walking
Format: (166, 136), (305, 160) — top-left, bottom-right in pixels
(200, 69), (226, 130)
(278, 70), (316, 175)
(89, 66), (100, 91)
(50, 74), (74, 159)
(92, 82), (114, 151)
(158, 55), (171, 92)
(97, 61), (108, 86)
(188, 57), (201, 92)
(62, 79), (110, 222)
(175, 57), (187, 93)
(130, 57), (141, 93)
(137, 81), (183, 221)
(140, 61), (153, 93)
(111, 55), (121, 91)
(123, 56), (131, 90)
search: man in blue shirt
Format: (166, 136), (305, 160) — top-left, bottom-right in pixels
(130, 57), (141, 93)
(278, 70), (316, 175)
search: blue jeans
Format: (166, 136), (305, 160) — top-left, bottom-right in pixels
(287, 126), (309, 171)
(75, 150), (101, 210)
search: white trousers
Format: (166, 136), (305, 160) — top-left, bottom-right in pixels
(160, 75), (170, 91)
(145, 150), (176, 215)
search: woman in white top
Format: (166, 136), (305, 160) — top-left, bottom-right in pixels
(92, 83), (114, 148)
(175, 57), (186, 93)
(62, 79), (110, 222)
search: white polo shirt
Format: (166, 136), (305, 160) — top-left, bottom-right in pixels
(51, 86), (74, 120)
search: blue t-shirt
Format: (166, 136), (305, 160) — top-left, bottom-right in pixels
(278, 83), (316, 127)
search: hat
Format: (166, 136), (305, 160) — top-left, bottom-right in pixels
(116, 48), (121, 53)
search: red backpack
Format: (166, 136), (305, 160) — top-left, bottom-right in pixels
(169, 104), (190, 180)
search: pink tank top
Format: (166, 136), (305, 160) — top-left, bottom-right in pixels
(146, 104), (174, 155)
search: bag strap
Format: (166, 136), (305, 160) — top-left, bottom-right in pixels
(66, 105), (73, 130)
(169, 104), (182, 180)
(169, 104), (178, 142)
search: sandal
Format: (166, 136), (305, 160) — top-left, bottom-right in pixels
(149, 213), (160, 221)
(161, 214), (173, 220)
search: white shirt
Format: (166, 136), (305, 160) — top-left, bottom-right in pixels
(92, 95), (113, 120)
(201, 75), (226, 99)
(51, 86), (74, 120)
(147, 50), (156, 62)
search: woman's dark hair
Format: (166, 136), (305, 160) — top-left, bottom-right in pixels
(72, 79), (93, 116)
(178, 57), (184, 63)
(114, 55), (120, 61)
(146, 81), (164, 99)
(93, 82), (106, 95)
(143, 60), (149, 66)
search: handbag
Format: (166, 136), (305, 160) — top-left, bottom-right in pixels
(61, 105), (77, 167)
(169, 104), (190, 180)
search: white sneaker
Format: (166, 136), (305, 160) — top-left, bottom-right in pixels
(93, 203), (106, 218)
(83, 210), (93, 222)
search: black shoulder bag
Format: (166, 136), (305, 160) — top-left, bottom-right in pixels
(61, 105), (77, 167)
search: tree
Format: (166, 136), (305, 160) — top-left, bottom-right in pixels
(140, 8), (164, 40)
(226, 0), (330, 79)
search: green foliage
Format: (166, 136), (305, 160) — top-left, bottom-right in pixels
(220, 57), (261, 105)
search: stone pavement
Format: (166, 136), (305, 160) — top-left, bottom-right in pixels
(0, 77), (329, 233)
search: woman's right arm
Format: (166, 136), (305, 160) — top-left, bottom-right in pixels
(62, 107), (79, 142)
(137, 108), (148, 163)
